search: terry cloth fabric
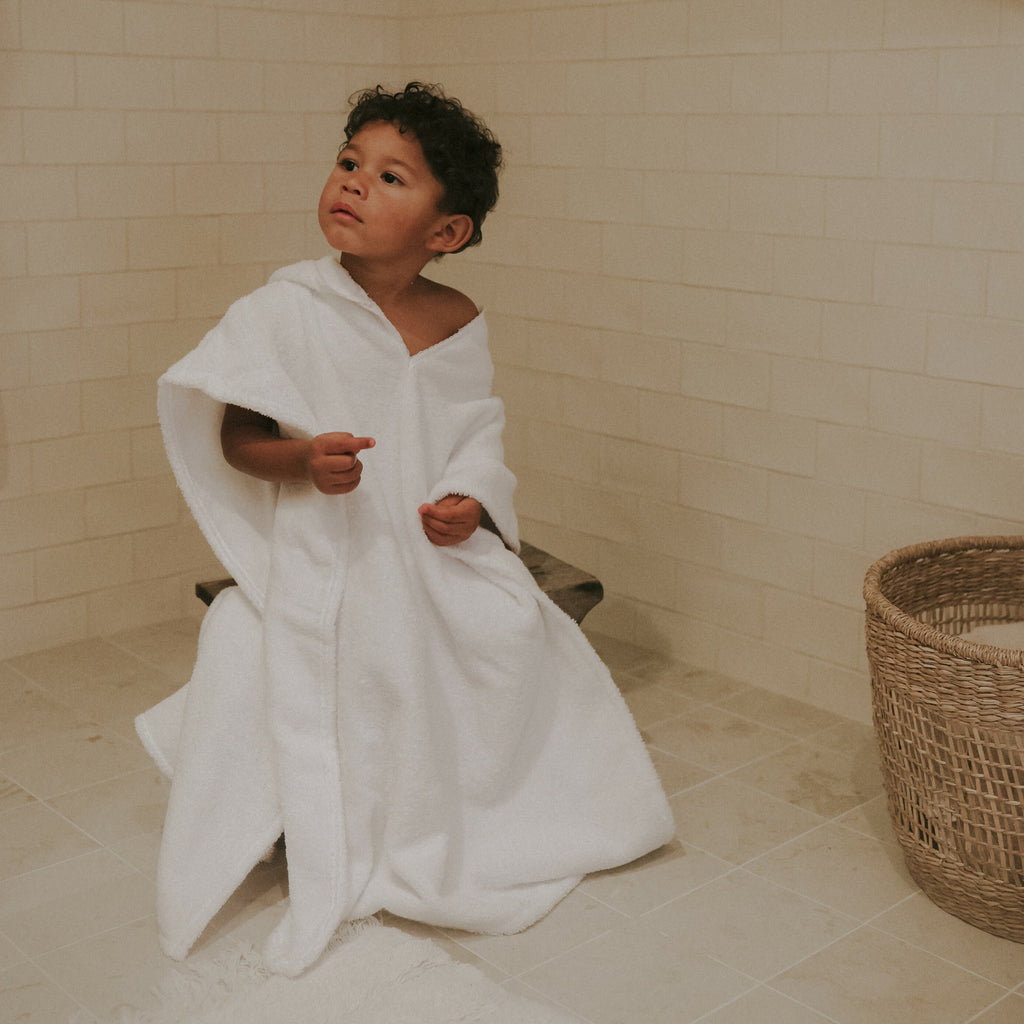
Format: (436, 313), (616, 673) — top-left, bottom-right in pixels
(136, 256), (675, 977)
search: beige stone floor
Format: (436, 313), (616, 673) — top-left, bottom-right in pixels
(2, 617), (1024, 1023)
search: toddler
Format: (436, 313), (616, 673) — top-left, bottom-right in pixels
(136, 82), (674, 977)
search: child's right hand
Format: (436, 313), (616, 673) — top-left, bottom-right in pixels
(306, 433), (375, 494)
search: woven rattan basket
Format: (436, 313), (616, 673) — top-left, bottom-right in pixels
(864, 535), (1024, 941)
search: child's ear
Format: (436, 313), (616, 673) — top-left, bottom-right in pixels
(429, 214), (474, 254)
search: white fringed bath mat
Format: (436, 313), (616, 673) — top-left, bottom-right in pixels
(73, 919), (578, 1024)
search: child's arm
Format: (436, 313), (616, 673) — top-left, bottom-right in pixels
(221, 403), (374, 495)
(418, 495), (482, 546)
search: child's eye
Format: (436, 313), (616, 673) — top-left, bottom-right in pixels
(339, 158), (357, 171)
(381, 171), (403, 185)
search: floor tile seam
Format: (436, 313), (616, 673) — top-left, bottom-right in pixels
(801, 717), (876, 747)
(629, 667), (729, 693)
(7, 645), (147, 697)
(504, 975), (596, 1024)
(644, 744), (715, 781)
(497, 912), (634, 982)
(644, 754), (719, 795)
(813, 788), (890, 827)
(0, 844), (147, 904)
(855, 916), (1023, 994)
(1, 793), (104, 857)
(756, 980), (845, 1024)
(649, 737), (809, 780)
(963, 992), (1024, 1023)
(0, 655), (65, 696)
(431, 933), (513, 984)
(610, 667), (681, 690)
(718, 736), (822, 781)
(638, 681), (711, 711)
(764, 916), (1016, 1009)
(0, 892), (155, 959)
(582, 850), (740, 920)
(30, 911), (158, 969)
(700, 703), (837, 743)
(575, 876), (651, 919)
(0, 673), (108, 728)
(716, 765), (887, 830)
(723, 862), (867, 924)
(735, 816), (855, 874)
(647, 743), (725, 782)
(785, 731), (877, 760)
(0, 801), (45, 828)
(100, 722), (148, 748)
(637, 863), (865, 952)
(658, 691), (741, 712)
(17, 938), (106, 1019)
(0, 916), (36, 964)
(855, 889), (918, 928)
(12, 760), (155, 806)
(625, 680), (702, 707)
(510, 922), (761, 1024)
(421, 919), (492, 961)
(439, 918), (613, 983)
(761, 803), (905, 856)
(823, 792), (888, 828)
(666, 777), (837, 865)
(701, 682), (850, 721)
(0, 766), (40, 805)
(666, 766), (796, 832)
(649, 700), (807, 745)
(828, 809), (909, 859)
(697, 771), (833, 831)
(635, 710), (701, 733)
(0, 847), (131, 903)
(0, 731), (96, 765)
(690, 982), (843, 1024)
(688, 989), (752, 1024)
(695, 955), (774, 1017)
(635, 683), (811, 724)
(104, 634), (189, 680)
(634, 868), (868, 978)
(627, 863), (750, 926)
(579, 847), (737, 919)
(0, 660), (43, 688)
(613, 656), (703, 684)
(758, 921), (875, 990)
(41, 762), (162, 808)
(105, 837), (160, 880)
(885, 920), (1024, 997)
(669, 830), (750, 872)
(23, 913), (160, 974)
(0, 722), (136, 776)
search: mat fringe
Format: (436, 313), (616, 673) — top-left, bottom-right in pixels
(67, 918), (576, 1024)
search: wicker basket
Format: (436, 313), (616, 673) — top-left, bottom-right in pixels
(864, 535), (1024, 941)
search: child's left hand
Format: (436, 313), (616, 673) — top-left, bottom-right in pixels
(418, 495), (482, 546)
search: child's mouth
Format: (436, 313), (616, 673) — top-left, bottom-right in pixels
(332, 203), (361, 222)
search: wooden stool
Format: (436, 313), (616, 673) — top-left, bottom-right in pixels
(196, 540), (603, 625)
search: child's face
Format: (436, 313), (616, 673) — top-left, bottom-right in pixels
(318, 120), (450, 263)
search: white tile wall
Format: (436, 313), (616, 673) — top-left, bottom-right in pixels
(5, 0), (1024, 720)
(0, 0), (399, 660)
(421, 0), (1024, 720)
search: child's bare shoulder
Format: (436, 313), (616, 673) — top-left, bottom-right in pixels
(391, 278), (481, 355)
(418, 278), (480, 338)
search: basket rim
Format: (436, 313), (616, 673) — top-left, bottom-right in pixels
(863, 534), (1024, 669)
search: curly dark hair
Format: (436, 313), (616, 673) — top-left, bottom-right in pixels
(344, 82), (502, 253)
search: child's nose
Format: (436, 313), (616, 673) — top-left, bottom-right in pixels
(342, 172), (365, 197)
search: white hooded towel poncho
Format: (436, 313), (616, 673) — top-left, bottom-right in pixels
(136, 257), (675, 976)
